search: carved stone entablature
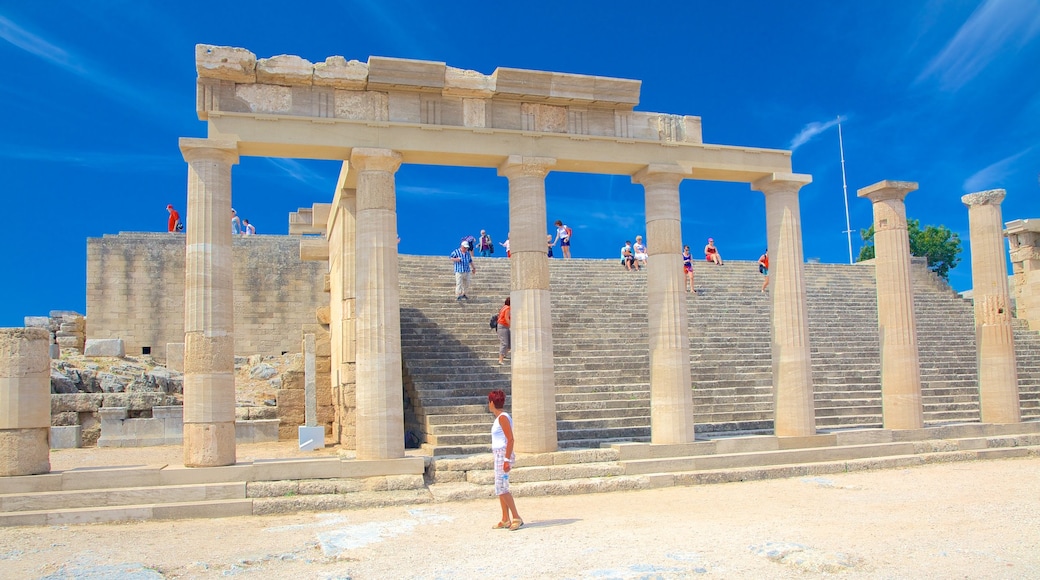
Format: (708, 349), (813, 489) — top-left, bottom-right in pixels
(194, 44), (705, 144)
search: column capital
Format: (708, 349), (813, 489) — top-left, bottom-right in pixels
(179, 137), (239, 165)
(962, 188), (1006, 207)
(497, 155), (556, 179)
(632, 164), (686, 186)
(350, 148), (402, 173)
(751, 172), (812, 195)
(857, 180), (918, 203)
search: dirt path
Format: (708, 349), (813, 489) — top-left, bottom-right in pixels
(2, 456), (1038, 579)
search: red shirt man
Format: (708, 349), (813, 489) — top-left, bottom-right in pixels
(167, 204), (180, 232)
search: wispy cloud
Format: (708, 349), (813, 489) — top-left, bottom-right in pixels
(264, 158), (336, 193)
(917, 0), (1040, 91)
(0, 13), (179, 123)
(0, 143), (172, 170)
(962, 147), (1034, 192)
(789, 116), (847, 151)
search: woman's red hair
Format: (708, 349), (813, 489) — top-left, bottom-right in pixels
(488, 389), (506, 409)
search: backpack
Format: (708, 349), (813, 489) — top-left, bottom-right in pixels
(490, 313), (498, 330)
(565, 226), (573, 238)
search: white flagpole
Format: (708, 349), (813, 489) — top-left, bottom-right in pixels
(838, 118), (853, 264)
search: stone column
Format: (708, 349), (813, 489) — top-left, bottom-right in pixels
(0, 328), (51, 477)
(1006, 218), (1040, 332)
(963, 190), (1020, 423)
(857, 180), (923, 430)
(633, 165), (695, 444)
(498, 155), (558, 453)
(328, 183), (358, 448)
(350, 148), (404, 460)
(179, 137), (239, 467)
(752, 173), (816, 437)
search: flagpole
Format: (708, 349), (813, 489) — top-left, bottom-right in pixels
(838, 118), (853, 264)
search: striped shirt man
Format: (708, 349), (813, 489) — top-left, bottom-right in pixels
(450, 242), (476, 300)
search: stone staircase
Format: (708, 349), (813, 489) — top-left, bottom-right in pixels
(398, 255), (1040, 456)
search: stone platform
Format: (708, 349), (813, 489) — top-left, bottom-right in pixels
(1, 422), (1037, 526)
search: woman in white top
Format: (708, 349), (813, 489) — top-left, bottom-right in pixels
(633, 235), (648, 270)
(489, 389), (523, 530)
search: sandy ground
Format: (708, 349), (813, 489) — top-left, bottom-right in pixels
(1, 454), (1038, 579)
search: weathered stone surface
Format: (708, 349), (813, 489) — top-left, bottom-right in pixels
(50, 425), (82, 449)
(50, 370), (78, 394)
(196, 44), (256, 83)
(146, 367), (183, 394)
(256, 54), (314, 86)
(51, 411), (78, 426)
(313, 56), (368, 90)
(24, 316), (53, 330)
(235, 83), (292, 114)
(98, 372), (126, 393)
(250, 363), (278, 380)
(0, 428), (50, 476)
(84, 339), (125, 357)
(443, 66), (495, 97)
(51, 393), (103, 413)
(101, 392), (177, 411)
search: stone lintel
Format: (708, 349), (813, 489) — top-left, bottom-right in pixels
(962, 189), (1006, 207)
(367, 56), (446, 92)
(857, 180), (918, 202)
(1005, 218), (1040, 236)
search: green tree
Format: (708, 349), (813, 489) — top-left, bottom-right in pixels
(857, 219), (962, 280)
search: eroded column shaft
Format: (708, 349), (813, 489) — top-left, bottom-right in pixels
(499, 155), (558, 453)
(753, 174), (816, 437)
(328, 185), (358, 447)
(0, 328), (51, 477)
(963, 190), (1019, 423)
(180, 138), (239, 467)
(351, 148), (404, 460)
(858, 181), (923, 430)
(634, 166), (694, 444)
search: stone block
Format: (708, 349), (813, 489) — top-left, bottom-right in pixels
(313, 56), (368, 90)
(196, 44), (256, 83)
(51, 412), (78, 426)
(24, 316), (52, 329)
(56, 336), (81, 349)
(0, 428), (50, 476)
(166, 342), (184, 372)
(51, 393), (103, 414)
(237, 419), (280, 444)
(84, 339), (125, 357)
(50, 425), (82, 449)
(368, 56), (445, 91)
(256, 54), (314, 86)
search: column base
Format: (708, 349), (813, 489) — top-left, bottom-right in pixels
(183, 422), (237, 467)
(0, 428), (51, 477)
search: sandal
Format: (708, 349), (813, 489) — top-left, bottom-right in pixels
(492, 520), (511, 530)
(508, 518), (524, 531)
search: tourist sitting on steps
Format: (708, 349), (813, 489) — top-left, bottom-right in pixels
(621, 241), (635, 271)
(705, 237), (723, 265)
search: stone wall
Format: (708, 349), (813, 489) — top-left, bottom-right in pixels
(87, 232), (326, 359)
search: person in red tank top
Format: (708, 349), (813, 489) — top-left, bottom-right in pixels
(166, 204), (181, 233)
(758, 250), (769, 292)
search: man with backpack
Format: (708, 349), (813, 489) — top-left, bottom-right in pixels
(553, 220), (573, 259)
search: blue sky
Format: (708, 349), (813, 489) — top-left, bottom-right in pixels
(1, 1), (1038, 327)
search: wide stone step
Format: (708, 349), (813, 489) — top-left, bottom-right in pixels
(0, 482), (245, 513)
(0, 498), (253, 526)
